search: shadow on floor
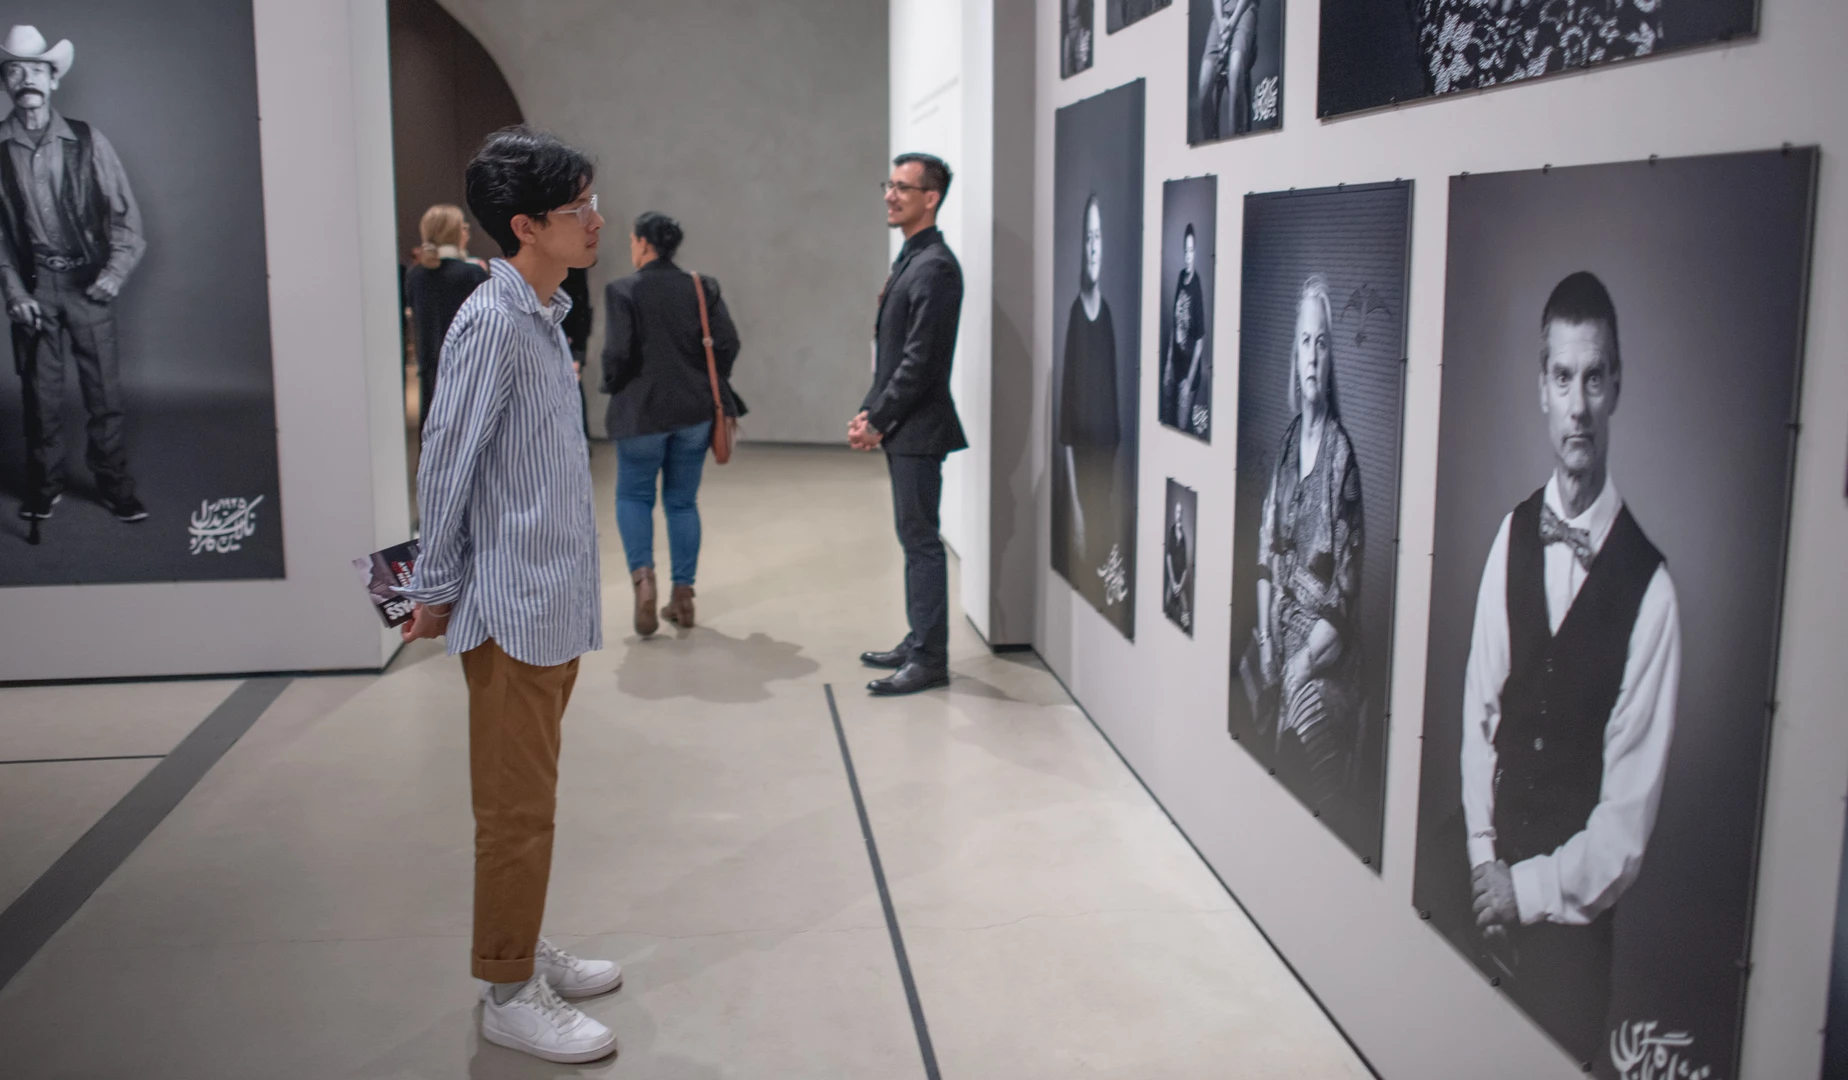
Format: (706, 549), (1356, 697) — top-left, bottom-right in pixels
(616, 628), (820, 704)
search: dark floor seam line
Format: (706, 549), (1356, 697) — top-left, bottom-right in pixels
(0, 677), (293, 993)
(0, 754), (168, 765)
(1028, 651), (1385, 1080)
(824, 683), (943, 1080)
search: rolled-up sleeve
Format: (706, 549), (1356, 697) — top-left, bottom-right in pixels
(401, 308), (516, 605)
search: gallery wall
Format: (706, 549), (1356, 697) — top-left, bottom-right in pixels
(0, 0), (408, 679)
(1029, 1), (1848, 1077)
(435, 0), (890, 445)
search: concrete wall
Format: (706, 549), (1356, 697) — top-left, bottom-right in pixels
(1030, 1), (1848, 1077)
(437, 0), (890, 444)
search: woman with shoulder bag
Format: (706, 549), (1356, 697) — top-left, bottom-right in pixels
(601, 211), (744, 636)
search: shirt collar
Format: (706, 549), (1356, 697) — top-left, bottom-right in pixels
(901, 225), (942, 256)
(0, 109), (73, 149)
(1544, 472), (1623, 554)
(489, 258), (573, 323)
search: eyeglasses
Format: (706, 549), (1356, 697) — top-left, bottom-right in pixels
(551, 193), (598, 221)
(881, 181), (933, 196)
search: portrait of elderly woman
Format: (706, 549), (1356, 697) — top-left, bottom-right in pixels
(1229, 179), (1410, 867)
(1241, 274), (1364, 808)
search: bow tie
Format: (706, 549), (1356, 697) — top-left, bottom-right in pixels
(1538, 504), (1597, 570)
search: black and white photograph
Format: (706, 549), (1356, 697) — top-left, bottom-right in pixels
(1051, 78), (1143, 641)
(1187, 0), (1283, 145)
(1108, 0), (1172, 34)
(1162, 479), (1197, 635)
(1062, 0), (1095, 79)
(0, 5), (283, 586)
(1317, 0), (1758, 118)
(1158, 176), (1215, 441)
(1411, 149), (1817, 1078)
(1228, 181), (1410, 867)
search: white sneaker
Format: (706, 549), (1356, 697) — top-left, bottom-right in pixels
(480, 976), (617, 1064)
(537, 936), (623, 998)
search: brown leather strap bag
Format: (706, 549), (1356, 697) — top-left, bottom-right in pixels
(688, 270), (736, 463)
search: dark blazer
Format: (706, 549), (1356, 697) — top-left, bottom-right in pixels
(600, 258), (744, 440)
(863, 226), (967, 456)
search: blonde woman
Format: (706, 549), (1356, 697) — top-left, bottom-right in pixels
(1247, 273), (1364, 810)
(404, 204), (489, 430)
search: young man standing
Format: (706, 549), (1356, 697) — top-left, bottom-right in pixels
(399, 127), (620, 1065)
(851, 153), (966, 695)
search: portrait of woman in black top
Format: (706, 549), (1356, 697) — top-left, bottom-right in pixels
(403, 204), (489, 432)
(1056, 194), (1122, 614)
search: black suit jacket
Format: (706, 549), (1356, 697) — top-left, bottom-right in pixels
(600, 258), (743, 440)
(863, 226), (967, 456)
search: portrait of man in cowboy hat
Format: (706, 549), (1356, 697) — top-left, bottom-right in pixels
(0, 23), (147, 524)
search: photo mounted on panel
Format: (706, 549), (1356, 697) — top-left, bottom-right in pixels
(1061, 0), (1096, 78)
(1108, 0), (1172, 33)
(1228, 181), (1411, 870)
(1159, 176), (1216, 442)
(1410, 148), (1816, 1079)
(1317, 0), (1758, 118)
(1162, 479), (1198, 636)
(1051, 79), (1145, 641)
(1187, 0), (1283, 144)
(0, 4), (284, 585)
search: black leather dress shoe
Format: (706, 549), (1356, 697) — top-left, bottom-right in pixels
(867, 661), (949, 696)
(859, 647), (910, 670)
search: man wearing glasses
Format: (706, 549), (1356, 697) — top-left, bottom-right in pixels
(399, 127), (621, 1065)
(851, 152), (966, 695)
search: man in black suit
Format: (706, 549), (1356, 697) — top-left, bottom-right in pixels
(850, 152), (966, 696)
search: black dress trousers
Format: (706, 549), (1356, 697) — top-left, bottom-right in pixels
(885, 451), (948, 667)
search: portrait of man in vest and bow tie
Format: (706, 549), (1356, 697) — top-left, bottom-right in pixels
(1414, 150), (1815, 1080)
(1455, 270), (1682, 1065)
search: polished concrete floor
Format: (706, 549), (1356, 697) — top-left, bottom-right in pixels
(0, 445), (1372, 1079)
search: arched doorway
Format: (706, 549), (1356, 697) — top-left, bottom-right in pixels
(387, 0), (522, 515)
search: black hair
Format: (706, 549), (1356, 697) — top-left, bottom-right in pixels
(633, 211), (685, 260)
(1540, 270), (1622, 379)
(464, 125), (595, 257)
(1183, 223), (1196, 245)
(893, 152), (953, 203)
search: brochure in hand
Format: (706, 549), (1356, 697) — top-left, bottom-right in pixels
(354, 539), (421, 628)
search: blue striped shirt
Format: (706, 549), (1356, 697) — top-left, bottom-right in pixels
(401, 258), (602, 667)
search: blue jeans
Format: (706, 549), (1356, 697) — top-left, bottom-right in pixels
(615, 420), (711, 585)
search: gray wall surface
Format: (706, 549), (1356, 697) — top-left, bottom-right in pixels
(437, 0), (890, 443)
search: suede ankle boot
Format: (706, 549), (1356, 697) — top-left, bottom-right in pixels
(632, 567), (659, 637)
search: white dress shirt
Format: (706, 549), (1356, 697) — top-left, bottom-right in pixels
(1459, 475), (1681, 926)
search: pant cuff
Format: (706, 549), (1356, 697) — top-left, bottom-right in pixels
(472, 954), (537, 983)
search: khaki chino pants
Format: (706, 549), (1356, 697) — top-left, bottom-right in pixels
(461, 638), (580, 982)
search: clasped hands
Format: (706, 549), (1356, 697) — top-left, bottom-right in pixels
(1470, 859), (1519, 933)
(401, 602), (452, 643)
(847, 410), (884, 451)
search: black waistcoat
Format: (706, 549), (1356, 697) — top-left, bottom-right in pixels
(1493, 487), (1662, 865)
(0, 118), (108, 292)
